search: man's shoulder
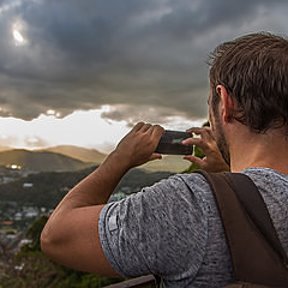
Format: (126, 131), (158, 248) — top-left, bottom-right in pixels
(242, 167), (288, 181)
(166, 172), (217, 206)
(242, 168), (288, 194)
(135, 172), (214, 206)
(172, 171), (211, 188)
(157, 172), (209, 191)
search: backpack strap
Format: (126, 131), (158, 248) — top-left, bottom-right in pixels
(224, 173), (288, 266)
(196, 170), (288, 287)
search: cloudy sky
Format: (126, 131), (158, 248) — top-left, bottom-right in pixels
(0, 0), (287, 152)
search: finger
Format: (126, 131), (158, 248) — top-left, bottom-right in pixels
(186, 127), (204, 134)
(183, 155), (205, 167)
(132, 122), (145, 132)
(182, 137), (209, 151)
(186, 127), (211, 140)
(151, 125), (164, 138)
(202, 127), (214, 138)
(186, 126), (211, 133)
(140, 123), (152, 133)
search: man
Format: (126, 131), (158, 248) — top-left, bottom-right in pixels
(41, 32), (288, 287)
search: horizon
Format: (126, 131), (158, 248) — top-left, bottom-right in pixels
(0, 0), (288, 152)
(0, 142), (107, 153)
(0, 106), (206, 153)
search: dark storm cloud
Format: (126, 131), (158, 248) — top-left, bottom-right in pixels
(0, 0), (288, 121)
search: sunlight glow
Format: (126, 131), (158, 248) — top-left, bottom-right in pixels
(0, 108), (130, 153)
(13, 29), (25, 44)
(0, 107), (205, 153)
(46, 110), (61, 117)
(12, 19), (28, 46)
(9, 164), (22, 170)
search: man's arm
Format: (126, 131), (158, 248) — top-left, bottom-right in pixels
(40, 122), (164, 276)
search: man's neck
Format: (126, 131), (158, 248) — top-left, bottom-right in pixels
(228, 126), (288, 174)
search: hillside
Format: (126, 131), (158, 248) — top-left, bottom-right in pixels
(0, 145), (11, 152)
(42, 145), (189, 173)
(0, 166), (172, 208)
(141, 155), (190, 173)
(0, 149), (92, 172)
(41, 145), (107, 164)
(0, 145), (191, 173)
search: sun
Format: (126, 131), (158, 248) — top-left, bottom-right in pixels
(13, 29), (25, 45)
(12, 20), (28, 46)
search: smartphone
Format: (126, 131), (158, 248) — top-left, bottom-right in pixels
(155, 130), (193, 155)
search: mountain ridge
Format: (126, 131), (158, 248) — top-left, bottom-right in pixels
(0, 149), (92, 172)
(0, 145), (190, 173)
(39, 145), (107, 164)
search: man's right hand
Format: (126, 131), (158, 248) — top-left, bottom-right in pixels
(182, 127), (230, 172)
(112, 122), (164, 169)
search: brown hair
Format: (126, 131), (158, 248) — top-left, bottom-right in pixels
(209, 32), (288, 133)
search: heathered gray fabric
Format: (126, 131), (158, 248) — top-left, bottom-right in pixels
(98, 168), (288, 287)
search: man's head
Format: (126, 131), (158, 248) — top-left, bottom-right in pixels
(208, 32), (288, 163)
(209, 32), (288, 132)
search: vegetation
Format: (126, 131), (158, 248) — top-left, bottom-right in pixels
(0, 167), (95, 208)
(0, 216), (123, 288)
(0, 167), (172, 208)
(0, 166), (173, 287)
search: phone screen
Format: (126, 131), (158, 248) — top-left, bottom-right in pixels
(155, 130), (193, 155)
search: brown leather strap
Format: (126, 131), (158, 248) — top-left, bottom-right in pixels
(196, 170), (288, 287)
(225, 173), (288, 265)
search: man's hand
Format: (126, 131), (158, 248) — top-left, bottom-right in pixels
(113, 122), (164, 169)
(182, 127), (230, 172)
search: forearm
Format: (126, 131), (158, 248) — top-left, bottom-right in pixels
(41, 151), (130, 254)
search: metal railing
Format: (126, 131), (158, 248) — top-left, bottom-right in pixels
(104, 275), (157, 288)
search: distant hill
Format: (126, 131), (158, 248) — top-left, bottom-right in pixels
(0, 145), (190, 173)
(0, 149), (92, 172)
(0, 145), (12, 152)
(41, 146), (189, 173)
(41, 145), (107, 164)
(141, 155), (190, 173)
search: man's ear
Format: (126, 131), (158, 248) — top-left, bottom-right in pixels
(216, 85), (234, 123)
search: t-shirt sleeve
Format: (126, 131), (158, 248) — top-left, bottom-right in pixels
(98, 173), (209, 280)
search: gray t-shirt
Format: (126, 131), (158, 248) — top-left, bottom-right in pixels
(98, 168), (288, 287)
